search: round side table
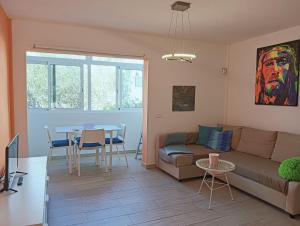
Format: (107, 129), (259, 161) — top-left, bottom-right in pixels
(196, 158), (236, 209)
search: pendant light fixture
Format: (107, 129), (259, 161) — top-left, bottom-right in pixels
(162, 1), (196, 63)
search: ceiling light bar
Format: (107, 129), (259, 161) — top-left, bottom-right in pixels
(162, 53), (196, 63)
(162, 1), (196, 63)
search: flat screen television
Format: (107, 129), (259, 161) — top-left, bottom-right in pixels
(3, 134), (19, 191)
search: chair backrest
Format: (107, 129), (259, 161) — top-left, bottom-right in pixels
(44, 125), (52, 145)
(117, 123), (126, 141)
(80, 129), (105, 148)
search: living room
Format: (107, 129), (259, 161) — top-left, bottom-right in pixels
(0, 0), (299, 225)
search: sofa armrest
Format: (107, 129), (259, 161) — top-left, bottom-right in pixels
(156, 134), (167, 166)
(157, 134), (168, 149)
(155, 132), (198, 166)
(286, 181), (300, 215)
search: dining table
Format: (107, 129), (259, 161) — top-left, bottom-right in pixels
(55, 124), (121, 174)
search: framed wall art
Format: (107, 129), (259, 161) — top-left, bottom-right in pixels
(255, 40), (300, 106)
(172, 86), (195, 111)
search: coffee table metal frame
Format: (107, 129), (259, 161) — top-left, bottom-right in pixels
(196, 158), (236, 209)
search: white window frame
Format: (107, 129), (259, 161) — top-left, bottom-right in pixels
(26, 54), (144, 112)
(27, 56), (84, 111)
(26, 59), (50, 110)
(49, 62), (84, 110)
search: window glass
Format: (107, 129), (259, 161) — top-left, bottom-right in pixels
(120, 69), (143, 108)
(27, 63), (49, 108)
(91, 65), (117, 110)
(52, 65), (82, 109)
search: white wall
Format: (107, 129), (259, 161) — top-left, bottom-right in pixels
(226, 25), (300, 134)
(28, 110), (142, 157)
(12, 19), (227, 165)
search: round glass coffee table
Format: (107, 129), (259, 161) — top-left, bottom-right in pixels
(196, 158), (236, 209)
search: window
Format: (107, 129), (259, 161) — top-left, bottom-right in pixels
(27, 63), (49, 109)
(26, 52), (143, 111)
(51, 65), (82, 109)
(120, 69), (143, 108)
(91, 65), (117, 110)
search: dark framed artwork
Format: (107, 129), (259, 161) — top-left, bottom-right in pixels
(255, 40), (300, 106)
(172, 86), (195, 111)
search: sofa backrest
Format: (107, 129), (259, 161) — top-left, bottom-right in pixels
(272, 132), (300, 162)
(186, 132), (199, 144)
(157, 132), (198, 149)
(236, 127), (277, 159)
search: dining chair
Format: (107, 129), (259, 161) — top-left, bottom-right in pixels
(76, 129), (107, 176)
(105, 123), (128, 167)
(44, 125), (74, 161)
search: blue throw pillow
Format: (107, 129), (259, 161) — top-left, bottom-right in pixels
(196, 125), (222, 145)
(165, 133), (187, 146)
(207, 130), (233, 152)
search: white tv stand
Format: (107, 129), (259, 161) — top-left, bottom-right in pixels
(0, 157), (48, 226)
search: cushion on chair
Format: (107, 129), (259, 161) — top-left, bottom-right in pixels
(52, 139), (74, 147)
(75, 137), (102, 148)
(105, 137), (123, 144)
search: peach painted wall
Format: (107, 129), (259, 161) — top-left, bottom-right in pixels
(226, 25), (300, 133)
(0, 6), (12, 175)
(12, 19), (227, 165)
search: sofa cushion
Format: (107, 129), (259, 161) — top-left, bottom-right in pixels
(164, 145), (192, 155)
(272, 132), (300, 162)
(207, 130), (233, 152)
(237, 127), (277, 158)
(220, 151), (288, 193)
(159, 148), (193, 167)
(196, 125), (222, 145)
(187, 144), (221, 163)
(219, 124), (242, 150)
(159, 144), (213, 167)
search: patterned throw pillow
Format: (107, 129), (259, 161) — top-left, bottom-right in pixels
(207, 130), (233, 152)
(196, 125), (222, 145)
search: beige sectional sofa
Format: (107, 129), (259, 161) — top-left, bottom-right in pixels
(156, 125), (300, 217)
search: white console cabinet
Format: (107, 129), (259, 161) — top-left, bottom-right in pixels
(0, 157), (48, 226)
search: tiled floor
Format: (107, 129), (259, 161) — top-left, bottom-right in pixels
(47, 154), (299, 226)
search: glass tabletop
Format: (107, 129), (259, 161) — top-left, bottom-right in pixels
(196, 158), (236, 173)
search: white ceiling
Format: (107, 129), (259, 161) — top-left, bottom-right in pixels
(1, 0), (300, 44)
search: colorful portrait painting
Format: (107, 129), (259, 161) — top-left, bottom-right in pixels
(255, 40), (300, 106)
